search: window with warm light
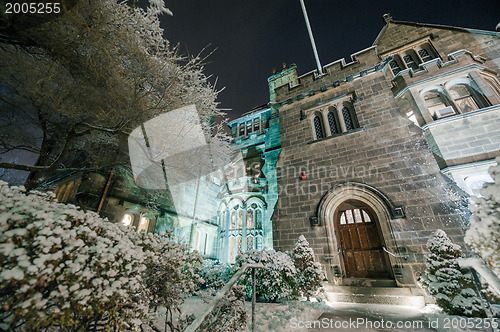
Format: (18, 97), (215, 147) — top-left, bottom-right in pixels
(121, 213), (134, 227)
(137, 216), (150, 233)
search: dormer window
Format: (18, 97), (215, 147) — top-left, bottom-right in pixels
(418, 48), (433, 62)
(402, 51), (419, 71)
(386, 40), (438, 76)
(389, 59), (403, 75)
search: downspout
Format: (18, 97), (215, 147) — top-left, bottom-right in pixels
(97, 169), (114, 215)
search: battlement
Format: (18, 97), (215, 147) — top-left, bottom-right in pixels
(272, 46), (380, 103)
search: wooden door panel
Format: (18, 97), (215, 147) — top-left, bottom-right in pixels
(337, 206), (390, 279)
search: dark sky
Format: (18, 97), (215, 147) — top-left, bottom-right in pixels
(163, 0), (500, 121)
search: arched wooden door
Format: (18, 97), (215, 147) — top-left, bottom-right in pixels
(335, 200), (391, 278)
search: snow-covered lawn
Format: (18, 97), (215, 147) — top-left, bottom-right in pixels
(153, 297), (497, 331)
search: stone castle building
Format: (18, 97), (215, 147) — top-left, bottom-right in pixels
(48, 15), (499, 292)
(266, 14), (500, 288)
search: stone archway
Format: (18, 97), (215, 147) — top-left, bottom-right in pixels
(318, 182), (399, 281)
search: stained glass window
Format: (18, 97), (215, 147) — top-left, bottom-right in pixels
(255, 209), (262, 229)
(247, 209), (254, 229)
(247, 236), (254, 250)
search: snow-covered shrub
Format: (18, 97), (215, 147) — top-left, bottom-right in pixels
(198, 259), (233, 290)
(288, 235), (324, 299)
(180, 285), (247, 331)
(0, 181), (201, 330)
(420, 229), (486, 317)
(234, 249), (296, 302)
(465, 157), (500, 278)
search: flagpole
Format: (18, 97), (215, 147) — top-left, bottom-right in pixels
(299, 0), (323, 75)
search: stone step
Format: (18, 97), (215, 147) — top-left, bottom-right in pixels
(340, 278), (397, 287)
(323, 285), (426, 308)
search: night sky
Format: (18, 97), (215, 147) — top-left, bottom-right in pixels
(164, 1), (499, 120)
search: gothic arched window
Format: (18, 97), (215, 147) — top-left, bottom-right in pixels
(255, 209), (262, 229)
(121, 213), (134, 227)
(237, 210), (243, 229)
(230, 211), (236, 230)
(327, 109), (341, 135)
(341, 103), (358, 131)
(389, 55), (403, 75)
(137, 216), (150, 233)
(247, 209), (254, 229)
(247, 236), (254, 250)
(312, 114), (325, 139)
(228, 237), (235, 264)
(402, 50), (420, 71)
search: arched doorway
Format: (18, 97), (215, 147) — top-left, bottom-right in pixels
(335, 200), (391, 278)
(318, 182), (400, 282)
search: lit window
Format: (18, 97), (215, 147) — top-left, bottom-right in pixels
(230, 212), (236, 230)
(256, 236), (263, 250)
(121, 213), (133, 227)
(237, 210), (243, 229)
(255, 209), (262, 229)
(247, 236), (254, 250)
(204, 233), (209, 255)
(247, 209), (254, 229)
(137, 216), (150, 233)
(253, 119), (260, 132)
(237, 236), (242, 255)
(339, 209), (372, 225)
(229, 237), (235, 264)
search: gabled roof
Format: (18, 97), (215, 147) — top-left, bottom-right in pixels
(373, 13), (499, 50)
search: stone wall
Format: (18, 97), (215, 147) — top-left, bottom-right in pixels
(423, 106), (500, 163)
(272, 66), (468, 286)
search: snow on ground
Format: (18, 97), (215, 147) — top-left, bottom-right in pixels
(151, 297), (497, 331)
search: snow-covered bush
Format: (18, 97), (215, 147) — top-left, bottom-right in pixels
(234, 249), (296, 302)
(465, 157), (500, 278)
(180, 285), (247, 331)
(198, 259), (233, 290)
(288, 235), (324, 299)
(0, 181), (201, 330)
(420, 229), (486, 317)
